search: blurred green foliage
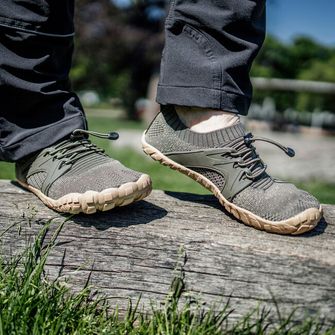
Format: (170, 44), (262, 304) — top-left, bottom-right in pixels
(70, 2), (335, 117)
(71, 0), (165, 118)
(251, 36), (335, 112)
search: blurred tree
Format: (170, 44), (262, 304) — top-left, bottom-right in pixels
(296, 56), (335, 112)
(71, 1), (335, 116)
(290, 36), (332, 74)
(251, 36), (291, 78)
(71, 0), (166, 118)
(251, 35), (335, 113)
(251, 36), (296, 112)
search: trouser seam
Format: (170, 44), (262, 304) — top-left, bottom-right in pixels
(183, 24), (222, 91)
(165, 0), (177, 28)
(0, 17), (75, 37)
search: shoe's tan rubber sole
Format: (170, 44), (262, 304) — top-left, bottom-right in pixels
(17, 174), (152, 215)
(142, 134), (322, 235)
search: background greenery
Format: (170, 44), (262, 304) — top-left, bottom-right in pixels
(72, 1), (335, 118)
(251, 36), (335, 113)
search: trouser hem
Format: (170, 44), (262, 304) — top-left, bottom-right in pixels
(156, 85), (250, 115)
(0, 114), (86, 162)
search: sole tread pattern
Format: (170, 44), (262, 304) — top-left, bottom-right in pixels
(18, 174), (152, 215)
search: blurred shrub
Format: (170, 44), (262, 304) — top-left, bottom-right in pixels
(71, 0), (166, 118)
(71, 2), (335, 117)
(251, 36), (335, 113)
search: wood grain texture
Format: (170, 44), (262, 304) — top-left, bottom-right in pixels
(0, 180), (334, 323)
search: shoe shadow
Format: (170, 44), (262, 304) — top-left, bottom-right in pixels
(164, 191), (328, 237)
(164, 190), (236, 218)
(299, 217), (328, 237)
(67, 200), (168, 231)
(10, 180), (26, 190)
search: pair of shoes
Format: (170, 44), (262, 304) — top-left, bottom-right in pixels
(16, 108), (322, 235)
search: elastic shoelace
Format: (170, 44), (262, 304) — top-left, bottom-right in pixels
(229, 133), (295, 180)
(43, 129), (119, 167)
(71, 129), (119, 140)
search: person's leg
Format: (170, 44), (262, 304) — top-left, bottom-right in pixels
(0, 0), (86, 162)
(156, 0), (266, 132)
(143, 0), (322, 234)
(157, 0), (266, 116)
(0, 0), (151, 213)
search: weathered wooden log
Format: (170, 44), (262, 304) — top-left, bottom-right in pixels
(0, 180), (334, 323)
(252, 77), (335, 94)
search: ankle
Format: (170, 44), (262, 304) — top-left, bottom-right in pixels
(175, 106), (240, 133)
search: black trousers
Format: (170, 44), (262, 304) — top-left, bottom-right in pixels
(0, 0), (265, 162)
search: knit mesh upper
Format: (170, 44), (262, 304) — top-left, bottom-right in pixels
(48, 161), (142, 199)
(16, 137), (143, 199)
(233, 182), (319, 221)
(145, 107), (245, 153)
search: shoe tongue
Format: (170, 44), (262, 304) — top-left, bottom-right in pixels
(214, 123), (273, 189)
(212, 122), (246, 147)
(52, 138), (111, 176)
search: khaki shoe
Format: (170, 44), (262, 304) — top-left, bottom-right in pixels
(142, 106), (322, 235)
(16, 129), (152, 214)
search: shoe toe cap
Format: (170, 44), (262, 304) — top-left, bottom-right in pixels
(48, 161), (144, 199)
(232, 182), (320, 222)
